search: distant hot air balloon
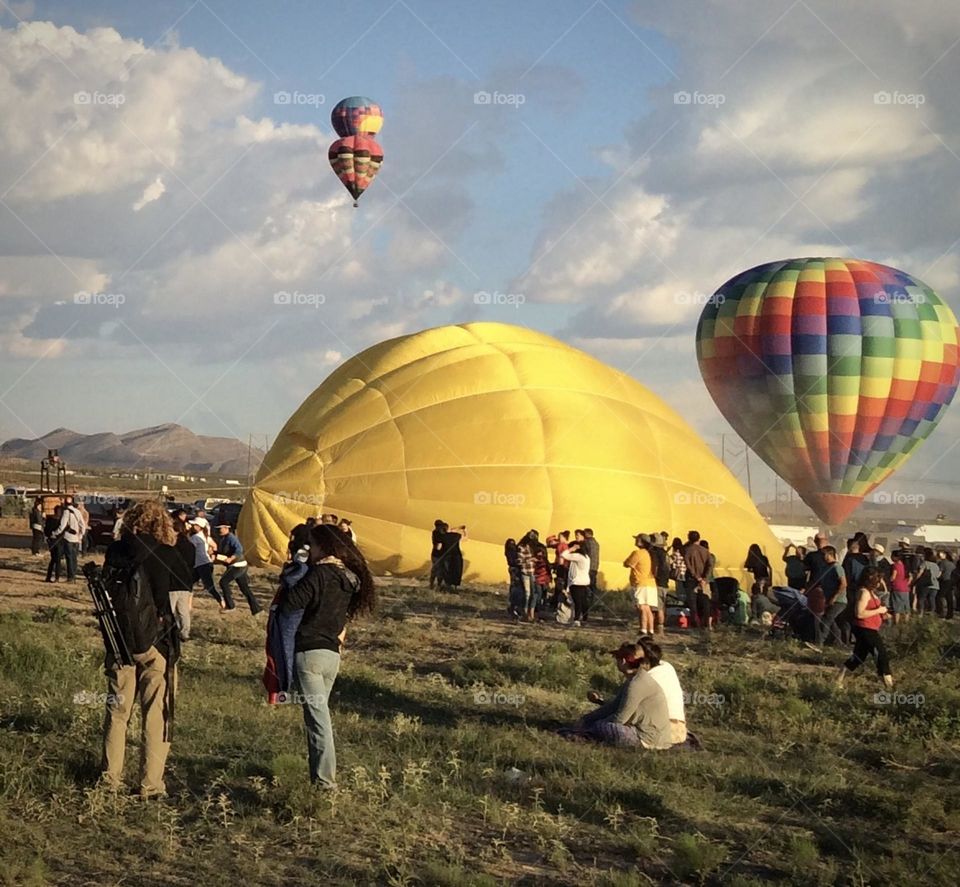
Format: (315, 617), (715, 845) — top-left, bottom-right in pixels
(331, 96), (383, 138)
(328, 134), (384, 206)
(696, 258), (960, 525)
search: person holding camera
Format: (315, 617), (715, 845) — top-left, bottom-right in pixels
(100, 500), (181, 798)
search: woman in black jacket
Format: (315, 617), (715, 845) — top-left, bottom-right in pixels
(169, 519), (198, 640)
(744, 544), (772, 593)
(280, 524), (376, 788)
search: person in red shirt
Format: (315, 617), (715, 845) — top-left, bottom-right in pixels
(837, 567), (893, 689)
(889, 550), (912, 624)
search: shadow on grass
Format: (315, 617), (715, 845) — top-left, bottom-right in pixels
(334, 672), (560, 731)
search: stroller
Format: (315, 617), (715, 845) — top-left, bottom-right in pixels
(770, 586), (816, 642)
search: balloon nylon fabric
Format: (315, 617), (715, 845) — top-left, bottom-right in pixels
(240, 322), (782, 587)
(697, 258), (960, 524)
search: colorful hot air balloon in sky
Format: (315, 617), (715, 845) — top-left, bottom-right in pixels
(328, 134), (384, 206)
(331, 96), (383, 138)
(696, 258), (960, 525)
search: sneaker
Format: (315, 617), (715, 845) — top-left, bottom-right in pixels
(804, 642), (823, 653)
(572, 620), (581, 627)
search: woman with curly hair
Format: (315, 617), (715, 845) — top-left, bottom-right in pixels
(279, 524), (377, 788)
(100, 499), (181, 798)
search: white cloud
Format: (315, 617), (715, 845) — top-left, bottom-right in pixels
(132, 175), (165, 211)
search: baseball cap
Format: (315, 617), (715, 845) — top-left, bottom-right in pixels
(635, 533), (652, 545)
(607, 642), (645, 663)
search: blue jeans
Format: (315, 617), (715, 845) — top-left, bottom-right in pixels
(522, 573), (540, 611)
(816, 600), (846, 646)
(294, 649), (341, 787)
(63, 541), (79, 581)
(918, 586), (937, 614)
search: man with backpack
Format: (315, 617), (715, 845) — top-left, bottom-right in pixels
(650, 532), (670, 636)
(99, 500), (181, 799)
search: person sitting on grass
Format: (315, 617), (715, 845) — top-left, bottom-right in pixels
(558, 643), (672, 749)
(635, 636), (689, 745)
(750, 581), (779, 623)
(836, 567), (893, 690)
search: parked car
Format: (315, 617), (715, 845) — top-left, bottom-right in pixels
(165, 501), (197, 519)
(209, 502), (242, 530)
(85, 501), (120, 549)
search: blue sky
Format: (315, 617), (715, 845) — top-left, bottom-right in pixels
(2, 0), (960, 507)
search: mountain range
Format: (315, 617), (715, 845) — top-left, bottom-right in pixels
(0, 424), (264, 476)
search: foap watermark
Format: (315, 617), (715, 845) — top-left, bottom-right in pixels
(83, 493), (128, 507)
(872, 490), (925, 508)
(674, 291), (725, 307)
(74, 90), (126, 107)
(874, 91), (925, 108)
(474, 490), (526, 507)
(873, 691), (924, 707)
(873, 289), (926, 306)
(274, 90), (325, 107)
(683, 690), (725, 708)
(73, 690), (124, 706)
(74, 290), (125, 307)
(674, 491), (726, 507)
(473, 688), (525, 707)
(275, 490), (324, 507)
(274, 290), (325, 308)
(674, 90), (725, 107)
(275, 691), (329, 706)
(474, 90), (525, 107)
(474, 290), (525, 308)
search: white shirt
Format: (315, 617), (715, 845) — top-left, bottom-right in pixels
(190, 532), (212, 567)
(56, 505), (86, 543)
(560, 550), (591, 586)
(648, 661), (685, 723)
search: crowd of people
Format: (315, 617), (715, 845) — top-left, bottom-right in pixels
(69, 501), (954, 798)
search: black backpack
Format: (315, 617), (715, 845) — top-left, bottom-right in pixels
(101, 557), (160, 656)
(651, 546), (670, 587)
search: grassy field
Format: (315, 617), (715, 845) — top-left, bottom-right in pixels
(1, 546), (959, 886)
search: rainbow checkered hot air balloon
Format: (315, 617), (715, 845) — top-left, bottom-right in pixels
(696, 258), (960, 525)
(331, 96), (383, 138)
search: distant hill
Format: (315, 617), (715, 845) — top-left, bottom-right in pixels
(0, 424), (264, 476)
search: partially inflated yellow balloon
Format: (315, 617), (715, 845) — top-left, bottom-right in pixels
(239, 322), (781, 587)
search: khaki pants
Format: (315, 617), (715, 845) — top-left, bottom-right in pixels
(101, 646), (171, 796)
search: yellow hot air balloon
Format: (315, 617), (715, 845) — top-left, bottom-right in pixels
(239, 322), (782, 587)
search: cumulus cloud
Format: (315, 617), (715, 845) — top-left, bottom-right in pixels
(512, 0), (960, 492)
